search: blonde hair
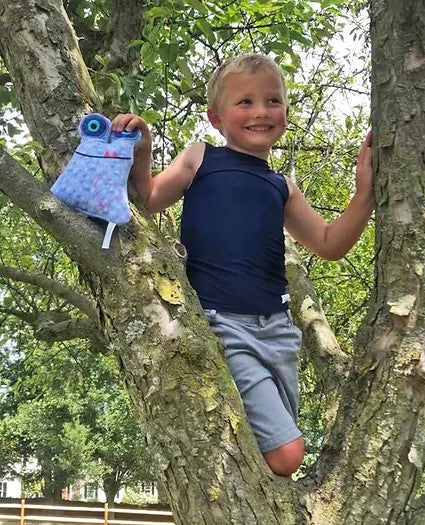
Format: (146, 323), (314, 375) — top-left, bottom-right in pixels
(207, 54), (288, 109)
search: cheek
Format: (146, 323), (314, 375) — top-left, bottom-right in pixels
(229, 109), (245, 122)
(276, 110), (287, 128)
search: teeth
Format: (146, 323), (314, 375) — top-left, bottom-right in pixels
(247, 126), (271, 131)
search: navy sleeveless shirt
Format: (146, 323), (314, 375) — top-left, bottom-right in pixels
(180, 144), (289, 315)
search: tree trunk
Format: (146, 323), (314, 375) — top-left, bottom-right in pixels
(42, 467), (65, 501)
(102, 478), (119, 505)
(303, 3), (425, 523)
(0, 1), (424, 524)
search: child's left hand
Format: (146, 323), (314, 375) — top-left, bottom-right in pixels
(355, 131), (373, 198)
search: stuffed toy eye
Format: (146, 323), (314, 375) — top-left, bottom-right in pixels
(80, 114), (110, 139)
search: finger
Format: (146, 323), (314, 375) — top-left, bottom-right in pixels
(123, 116), (149, 134)
(124, 116), (144, 132)
(111, 114), (132, 132)
(364, 130), (372, 147)
(358, 131), (372, 159)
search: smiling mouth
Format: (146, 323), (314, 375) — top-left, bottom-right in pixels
(246, 125), (273, 131)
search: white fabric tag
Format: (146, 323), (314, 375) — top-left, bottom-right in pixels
(102, 222), (117, 249)
(281, 294), (290, 304)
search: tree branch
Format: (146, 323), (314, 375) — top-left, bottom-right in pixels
(0, 148), (121, 275)
(34, 311), (107, 353)
(0, 307), (36, 324)
(0, 306), (107, 353)
(285, 235), (350, 389)
(66, 0), (144, 76)
(64, 1), (106, 70)
(99, 0), (144, 75)
(0, 264), (98, 320)
(0, 0), (98, 179)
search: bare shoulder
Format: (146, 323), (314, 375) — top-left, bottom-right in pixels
(284, 175), (296, 198)
(179, 142), (205, 175)
(148, 142), (206, 212)
(283, 175), (314, 223)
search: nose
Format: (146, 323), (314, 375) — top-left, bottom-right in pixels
(253, 102), (268, 118)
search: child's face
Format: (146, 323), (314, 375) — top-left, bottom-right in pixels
(207, 71), (287, 159)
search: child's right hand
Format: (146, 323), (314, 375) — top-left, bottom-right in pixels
(111, 113), (152, 152)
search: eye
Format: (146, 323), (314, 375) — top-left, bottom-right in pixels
(80, 114), (109, 138)
(238, 98), (252, 105)
(268, 98), (282, 104)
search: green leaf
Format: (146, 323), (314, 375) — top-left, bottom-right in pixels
(158, 41), (180, 65)
(94, 54), (110, 67)
(269, 42), (293, 55)
(142, 109), (162, 124)
(177, 59), (193, 83)
(7, 123), (20, 137)
(195, 19), (216, 44)
(185, 0), (208, 15)
(145, 6), (172, 19)
(345, 116), (353, 130)
(289, 30), (312, 48)
(321, 0), (344, 7)
(128, 39), (144, 49)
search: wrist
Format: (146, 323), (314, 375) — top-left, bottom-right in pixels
(354, 188), (375, 210)
(135, 139), (152, 156)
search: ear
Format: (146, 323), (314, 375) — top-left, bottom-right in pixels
(280, 105), (289, 133)
(207, 107), (221, 130)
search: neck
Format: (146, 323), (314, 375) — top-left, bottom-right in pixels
(225, 143), (270, 160)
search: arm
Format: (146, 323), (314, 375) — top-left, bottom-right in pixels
(111, 114), (204, 213)
(284, 132), (374, 261)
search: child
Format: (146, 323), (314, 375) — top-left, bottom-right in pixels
(112, 54), (374, 477)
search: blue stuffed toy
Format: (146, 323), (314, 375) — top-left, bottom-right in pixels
(51, 113), (142, 248)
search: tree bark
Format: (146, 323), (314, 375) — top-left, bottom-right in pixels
(0, 264), (97, 319)
(303, 3), (425, 523)
(0, 0), (97, 179)
(65, 0), (144, 74)
(0, 1), (424, 524)
(0, 145), (302, 523)
(102, 475), (121, 505)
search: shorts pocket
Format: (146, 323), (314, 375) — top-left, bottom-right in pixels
(203, 308), (217, 324)
(286, 309), (295, 325)
(285, 310), (303, 341)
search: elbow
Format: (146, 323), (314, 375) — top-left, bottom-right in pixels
(145, 199), (166, 215)
(324, 253), (345, 262)
(316, 228), (350, 260)
(144, 196), (154, 214)
(317, 248), (349, 261)
(137, 188), (156, 214)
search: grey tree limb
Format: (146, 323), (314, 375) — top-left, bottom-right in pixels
(0, 263), (97, 320)
(0, 148), (121, 275)
(285, 235), (350, 389)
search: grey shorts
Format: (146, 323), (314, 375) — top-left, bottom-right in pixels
(204, 309), (302, 453)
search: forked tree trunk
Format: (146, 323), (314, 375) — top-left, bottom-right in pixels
(0, 1), (424, 524)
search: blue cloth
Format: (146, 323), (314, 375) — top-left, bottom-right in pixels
(180, 144), (289, 315)
(51, 114), (141, 224)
